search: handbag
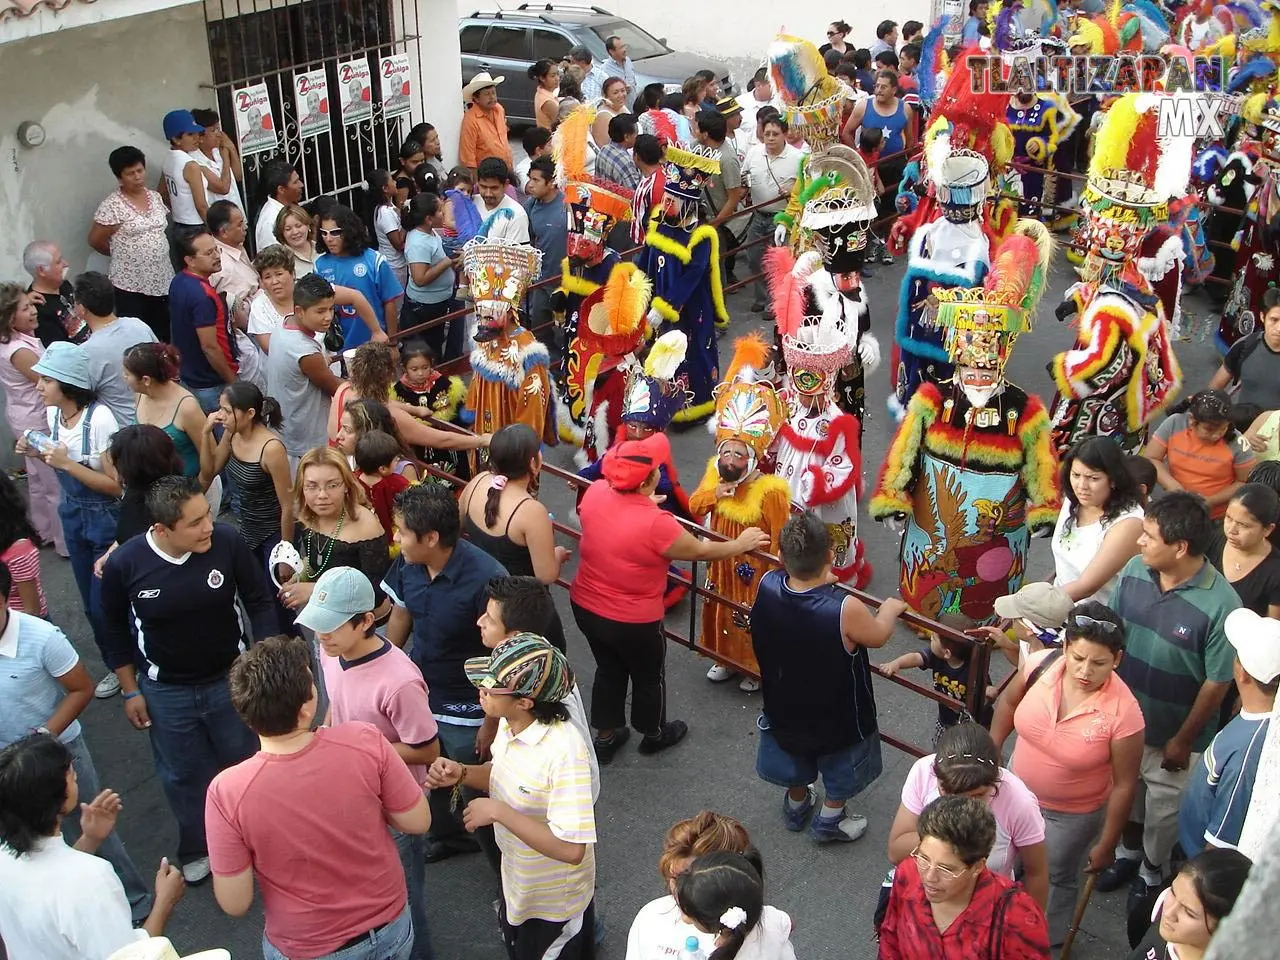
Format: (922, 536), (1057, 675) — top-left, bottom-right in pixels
(985, 884), (1019, 958)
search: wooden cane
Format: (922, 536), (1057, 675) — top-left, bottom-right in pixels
(1059, 872), (1098, 960)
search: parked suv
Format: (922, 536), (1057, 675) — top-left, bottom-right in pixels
(459, 4), (737, 126)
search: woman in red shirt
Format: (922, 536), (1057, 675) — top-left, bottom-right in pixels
(570, 434), (768, 762)
(879, 795), (1051, 959)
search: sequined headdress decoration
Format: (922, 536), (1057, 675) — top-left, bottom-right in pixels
(462, 237), (542, 324)
(768, 33), (845, 151)
(797, 146), (878, 269)
(710, 333), (784, 469)
(622, 330), (691, 430)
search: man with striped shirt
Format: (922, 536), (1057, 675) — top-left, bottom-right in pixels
(426, 635), (596, 959)
(1100, 492), (1239, 911)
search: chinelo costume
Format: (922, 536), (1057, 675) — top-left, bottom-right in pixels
(463, 237), (550, 447)
(871, 220), (1060, 628)
(688, 333), (789, 684)
(887, 50), (1016, 420)
(1048, 93), (1187, 456)
(551, 106), (639, 445)
(636, 136), (726, 426)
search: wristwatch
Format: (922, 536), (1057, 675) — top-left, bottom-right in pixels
(32, 726), (50, 736)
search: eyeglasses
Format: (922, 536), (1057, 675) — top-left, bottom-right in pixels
(910, 847), (967, 881)
(1069, 614), (1120, 635)
(318, 228), (343, 237)
(303, 481), (346, 494)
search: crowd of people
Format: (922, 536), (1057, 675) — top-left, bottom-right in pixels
(8, 5), (1280, 960)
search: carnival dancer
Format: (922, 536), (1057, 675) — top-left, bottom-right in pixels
(1217, 94), (1280, 352)
(463, 237), (550, 467)
(577, 330), (694, 609)
(887, 51), (1014, 418)
(1005, 87), (1079, 221)
(688, 333), (790, 691)
(871, 220), (1060, 628)
(550, 106), (636, 445)
(1049, 94), (1187, 456)
(560, 263), (652, 466)
(636, 139), (726, 425)
(769, 261), (874, 588)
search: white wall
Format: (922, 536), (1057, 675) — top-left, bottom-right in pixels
(0, 5), (213, 279)
(413, 0), (464, 166)
(453, 2), (934, 82)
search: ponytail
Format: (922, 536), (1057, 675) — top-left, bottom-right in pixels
(221, 380), (283, 429)
(674, 852), (765, 960)
(123, 341), (181, 383)
(259, 396), (284, 429)
(485, 474), (507, 529)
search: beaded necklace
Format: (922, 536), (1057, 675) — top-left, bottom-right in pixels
(301, 506), (347, 581)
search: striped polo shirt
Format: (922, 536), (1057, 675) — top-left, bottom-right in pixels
(489, 717), (596, 926)
(1112, 557), (1240, 752)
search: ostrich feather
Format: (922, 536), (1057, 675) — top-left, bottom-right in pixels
(553, 106), (595, 185)
(918, 17), (947, 108)
(764, 246), (805, 338)
(1012, 219), (1054, 312)
(601, 263), (651, 336)
(644, 330), (687, 380)
(724, 333), (772, 385)
(1227, 57), (1278, 94)
(768, 35), (828, 106)
(985, 236), (1038, 306)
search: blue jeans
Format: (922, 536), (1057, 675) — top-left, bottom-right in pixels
(57, 491), (119, 659)
(393, 829), (434, 960)
(431, 720), (501, 875)
(139, 674), (258, 861)
(61, 734), (152, 923)
(263, 904), (414, 960)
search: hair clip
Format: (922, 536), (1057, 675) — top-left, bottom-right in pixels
(490, 474), (508, 491)
(940, 752), (995, 766)
(720, 906), (747, 930)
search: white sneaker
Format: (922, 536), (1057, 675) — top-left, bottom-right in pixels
(706, 664), (735, 682)
(181, 857), (211, 884)
(738, 677), (761, 692)
(94, 673), (121, 699)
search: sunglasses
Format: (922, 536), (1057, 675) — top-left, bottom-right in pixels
(827, 30), (840, 37)
(1069, 614), (1119, 635)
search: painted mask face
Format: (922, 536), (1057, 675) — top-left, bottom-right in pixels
(567, 203), (611, 263)
(790, 365), (829, 398)
(816, 221), (869, 292)
(958, 365), (1001, 408)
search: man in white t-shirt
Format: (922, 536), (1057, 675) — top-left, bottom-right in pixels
(0, 733), (186, 958)
(473, 157), (530, 244)
(191, 107), (244, 213)
(253, 160), (305, 253)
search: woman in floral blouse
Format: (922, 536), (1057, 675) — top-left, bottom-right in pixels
(88, 146), (174, 340)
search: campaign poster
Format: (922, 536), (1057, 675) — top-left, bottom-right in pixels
(338, 57), (374, 126)
(379, 53), (413, 119)
(293, 69), (330, 139)
(232, 82), (277, 157)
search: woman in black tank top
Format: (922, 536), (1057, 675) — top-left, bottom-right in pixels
(457, 424), (569, 651)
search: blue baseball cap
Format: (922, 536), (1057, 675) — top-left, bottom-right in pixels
(163, 109), (205, 140)
(31, 341), (91, 390)
(295, 566), (375, 634)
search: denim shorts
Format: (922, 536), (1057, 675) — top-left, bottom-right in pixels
(755, 715), (883, 803)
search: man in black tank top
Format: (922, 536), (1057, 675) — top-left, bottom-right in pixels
(750, 511), (906, 844)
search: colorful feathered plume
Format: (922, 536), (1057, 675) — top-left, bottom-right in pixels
(1035, 0), (1059, 35)
(768, 34), (830, 105)
(764, 246), (805, 338)
(984, 235), (1039, 306)
(723, 332), (772, 384)
(1228, 57), (1279, 94)
(643, 330), (687, 380)
(601, 263), (651, 336)
(1011, 219), (1054, 313)
(553, 106), (595, 186)
(1124, 1), (1171, 51)
(1089, 94), (1157, 183)
(925, 47), (1014, 169)
(918, 17), (947, 109)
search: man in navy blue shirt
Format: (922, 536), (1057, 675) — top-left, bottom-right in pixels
(100, 476), (275, 884)
(383, 483), (507, 862)
(1178, 608), (1278, 856)
(168, 227), (238, 413)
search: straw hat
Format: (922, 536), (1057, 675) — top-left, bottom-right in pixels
(108, 938), (230, 960)
(462, 71), (505, 100)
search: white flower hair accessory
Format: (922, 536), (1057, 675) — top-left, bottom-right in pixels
(719, 907), (748, 930)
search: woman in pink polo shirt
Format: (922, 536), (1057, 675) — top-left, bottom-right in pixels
(570, 435), (768, 763)
(991, 601), (1145, 948)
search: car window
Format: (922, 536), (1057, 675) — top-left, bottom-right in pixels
(590, 20), (668, 60)
(531, 28), (572, 62)
(482, 24), (529, 60)
(460, 24), (487, 55)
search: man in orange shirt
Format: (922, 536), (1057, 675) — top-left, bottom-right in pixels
(459, 72), (513, 169)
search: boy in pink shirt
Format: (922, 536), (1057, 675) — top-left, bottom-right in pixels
(297, 566), (440, 960)
(205, 635), (430, 959)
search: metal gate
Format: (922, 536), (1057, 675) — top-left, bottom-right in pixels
(203, 0), (430, 217)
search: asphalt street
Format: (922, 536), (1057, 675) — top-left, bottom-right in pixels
(21, 233), (1228, 959)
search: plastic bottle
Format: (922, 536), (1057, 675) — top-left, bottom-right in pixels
(679, 935), (706, 960)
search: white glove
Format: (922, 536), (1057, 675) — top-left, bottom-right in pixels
(774, 224), (788, 246)
(885, 514), (908, 536)
(1030, 524), (1052, 539)
(858, 331), (882, 375)
(646, 306), (663, 329)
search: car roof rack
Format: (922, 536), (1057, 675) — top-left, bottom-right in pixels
(515, 4), (613, 13)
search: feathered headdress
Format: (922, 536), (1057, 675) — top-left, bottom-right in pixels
(555, 104), (633, 230)
(621, 330), (690, 431)
(923, 46), (1014, 180)
(917, 16), (948, 110)
(935, 219), (1053, 369)
(709, 333), (784, 465)
(767, 33), (845, 150)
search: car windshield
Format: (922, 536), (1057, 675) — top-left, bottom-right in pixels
(589, 20), (668, 60)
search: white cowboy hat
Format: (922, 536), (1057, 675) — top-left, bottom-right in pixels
(462, 72), (505, 100)
(108, 938), (230, 960)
